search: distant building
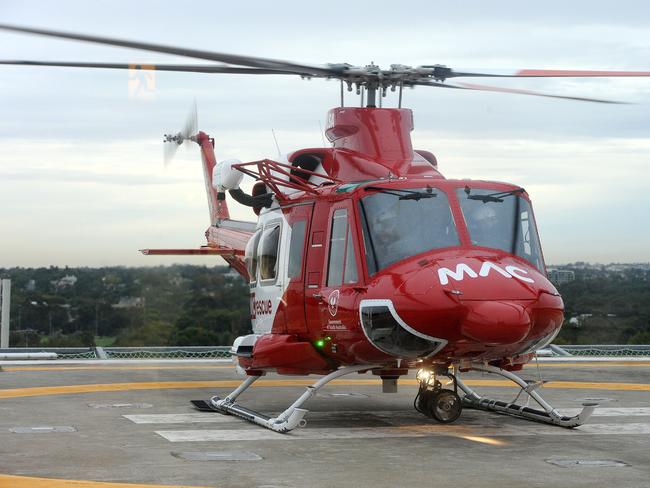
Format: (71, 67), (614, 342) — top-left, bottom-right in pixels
(25, 279), (36, 292)
(112, 297), (145, 309)
(547, 268), (575, 285)
(169, 275), (190, 287)
(224, 268), (240, 278)
(51, 275), (78, 290)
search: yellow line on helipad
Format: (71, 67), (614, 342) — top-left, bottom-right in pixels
(0, 473), (212, 488)
(3, 361), (647, 373)
(0, 378), (649, 399)
(524, 361), (650, 368)
(2, 365), (233, 372)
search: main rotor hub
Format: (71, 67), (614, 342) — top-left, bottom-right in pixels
(331, 63), (450, 90)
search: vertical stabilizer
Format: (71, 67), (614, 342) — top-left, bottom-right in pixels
(197, 131), (230, 223)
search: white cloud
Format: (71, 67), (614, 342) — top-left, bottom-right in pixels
(0, 0), (649, 266)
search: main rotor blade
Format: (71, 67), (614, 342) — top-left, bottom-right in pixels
(0, 60), (297, 75)
(0, 24), (339, 77)
(443, 68), (650, 79)
(411, 80), (626, 103)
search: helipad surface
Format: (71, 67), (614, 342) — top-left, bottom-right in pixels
(0, 360), (648, 487)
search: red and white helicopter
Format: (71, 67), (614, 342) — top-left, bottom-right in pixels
(3, 24), (650, 433)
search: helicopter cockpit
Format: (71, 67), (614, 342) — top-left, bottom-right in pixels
(357, 183), (545, 274)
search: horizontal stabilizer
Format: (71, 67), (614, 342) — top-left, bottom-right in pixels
(140, 247), (239, 256)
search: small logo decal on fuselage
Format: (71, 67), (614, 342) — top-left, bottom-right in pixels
(328, 289), (340, 316)
(325, 321), (347, 331)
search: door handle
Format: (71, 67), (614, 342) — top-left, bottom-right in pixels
(312, 293), (323, 300)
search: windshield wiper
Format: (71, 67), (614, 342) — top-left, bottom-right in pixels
(365, 186), (437, 200)
(464, 186), (525, 203)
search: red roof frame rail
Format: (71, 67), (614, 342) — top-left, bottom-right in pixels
(232, 159), (341, 199)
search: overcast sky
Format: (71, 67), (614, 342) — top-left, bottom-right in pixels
(1, 0), (649, 267)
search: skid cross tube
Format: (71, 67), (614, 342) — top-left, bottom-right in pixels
(456, 362), (598, 428)
(208, 365), (380, 433)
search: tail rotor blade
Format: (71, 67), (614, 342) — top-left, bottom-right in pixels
(182, 101), (198, 140)
(163, 137), (180, 167)
(163, 102), (200, 167)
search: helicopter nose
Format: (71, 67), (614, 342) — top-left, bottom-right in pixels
(461, 301), (531, 345)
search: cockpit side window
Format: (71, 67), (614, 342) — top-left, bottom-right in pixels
(515, 200), (545, 271)
(343, 228), (358, 283)
(288, 220), (307, 279)
(327, 209), (358, 287)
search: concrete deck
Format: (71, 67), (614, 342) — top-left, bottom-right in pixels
(0, 360), (649, 487)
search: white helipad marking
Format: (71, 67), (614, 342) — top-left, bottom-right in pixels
(126, 407), (650, 425)
(171, 451), (262, 461)
(10, 426), (77, 433)
(91, 402), (153, 409)
(124, 410), (419, 424)
(546, 458), (629, 468)
(326, 393), (369, 398)
(577, 423), (650, 435)
(157, 428), (412, 442)
(124, 413), (234, 424)
(590, 407), (650, 416)
(155, 423), (650, 442)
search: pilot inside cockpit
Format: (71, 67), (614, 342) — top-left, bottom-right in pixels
(467, 203), (512, 252)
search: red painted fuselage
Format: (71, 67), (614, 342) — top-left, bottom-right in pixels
(204, 106), (562, 375)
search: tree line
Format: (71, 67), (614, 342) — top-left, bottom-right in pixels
(0, 265), (251, 348)
(554, 266), (650, 344)
(0, 264), (648, 347)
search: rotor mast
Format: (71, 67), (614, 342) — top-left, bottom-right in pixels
(365, 84), (377, 108)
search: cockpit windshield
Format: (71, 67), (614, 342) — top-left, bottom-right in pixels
(456, 187), (544, 271)
(359, 187), (459, 274)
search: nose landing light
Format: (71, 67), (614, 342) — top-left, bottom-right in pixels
(461, 301), (531, 345)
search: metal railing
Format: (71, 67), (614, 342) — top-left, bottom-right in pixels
(0, 345), (649, 361)
(554, 345), (650, 357)
(0, 346), (231, 360)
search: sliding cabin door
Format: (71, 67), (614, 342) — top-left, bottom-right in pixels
(283, 203), (313, 335)
(305, 199), (362, 341)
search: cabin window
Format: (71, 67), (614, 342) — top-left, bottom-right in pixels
(288, 220), (307, 278)
(244, 229), (262, 283)
(259, 224), (281, 281)
(327, 209), (358, 287)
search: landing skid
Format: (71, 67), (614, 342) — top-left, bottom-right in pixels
(457, 362), (598, 428)
(192, 364), (378, 433)
(190, 399), (219, 412)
